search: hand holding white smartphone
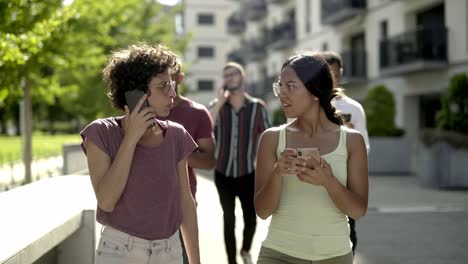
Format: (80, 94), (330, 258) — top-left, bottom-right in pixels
(296, 147), (320, 162)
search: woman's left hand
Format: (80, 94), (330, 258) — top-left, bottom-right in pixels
(296, 157), (334, 187)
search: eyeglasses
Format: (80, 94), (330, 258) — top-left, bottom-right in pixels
(149, 80), (176, 95)
(272, 79), (297, 97)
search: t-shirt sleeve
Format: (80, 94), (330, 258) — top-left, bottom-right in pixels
(177, 127), (198, 162)
(194, 107), (215, 141)
(80, 120), (111, 157)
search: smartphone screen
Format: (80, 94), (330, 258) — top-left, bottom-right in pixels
(124, 89), (149, 113)
(296, 147), (320, 161)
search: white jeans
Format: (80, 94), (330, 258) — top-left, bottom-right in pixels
(96, 226), (182, 264)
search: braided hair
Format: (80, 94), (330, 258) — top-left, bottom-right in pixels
(281, 52), (343, 125)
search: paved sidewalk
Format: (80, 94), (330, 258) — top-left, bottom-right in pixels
(195, 170), (468, 264)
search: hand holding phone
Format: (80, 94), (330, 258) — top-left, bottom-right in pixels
(124, 89), (149, 113)
(296, 147), (320, 162)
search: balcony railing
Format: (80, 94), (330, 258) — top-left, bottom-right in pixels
(341, 50), (367, 83)
(248, 75), (276, 99)
(269, 21), (296, 50)
(245, 0), (267, 21)
(245, 38), (267, 62)
(380, 26), (448, 75)
(267, 0), (289, 4)
(227, 13), (245, 34)
(321, 0), (366, 25)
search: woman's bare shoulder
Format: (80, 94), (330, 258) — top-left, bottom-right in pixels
(344, 127), (365, 151)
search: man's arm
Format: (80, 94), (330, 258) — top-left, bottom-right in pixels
(209, 87), (229, 124)
(187, 107), (216, 169)
(187, 138), (215, 169)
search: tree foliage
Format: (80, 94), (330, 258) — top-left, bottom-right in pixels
(0, 0), (188, 132)
(436, 73), (468, 133)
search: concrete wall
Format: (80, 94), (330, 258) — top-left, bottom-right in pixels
(368, 137), (412, 175)
(62, 144), (87, 175)
(417, 142), (468, 188)
(0, 176), (96, 264)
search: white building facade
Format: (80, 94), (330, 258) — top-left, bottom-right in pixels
(181, 0), (240, 104)
(183, 0), (468, 173)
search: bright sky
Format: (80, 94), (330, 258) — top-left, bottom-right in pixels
(157, 0), (180, 6)
(64, 0), (180, 6)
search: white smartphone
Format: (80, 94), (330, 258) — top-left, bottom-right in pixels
(296, 147), (320, 161)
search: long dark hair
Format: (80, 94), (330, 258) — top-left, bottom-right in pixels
(281, 52), (343, 125)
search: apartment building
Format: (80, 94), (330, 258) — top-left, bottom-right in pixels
(183, 0), (468, 172)
(181, 0), (240, 105)
(295, 0), (468, 173)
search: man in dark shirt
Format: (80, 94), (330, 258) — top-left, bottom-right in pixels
(210, 62), (270, 264)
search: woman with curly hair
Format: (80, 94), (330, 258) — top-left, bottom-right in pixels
(80, 43), (200, 264)
(254, 52), (368, 264)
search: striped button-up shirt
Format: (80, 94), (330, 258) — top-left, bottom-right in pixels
(214, 95), (270, 177)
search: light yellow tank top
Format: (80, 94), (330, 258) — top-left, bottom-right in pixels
(262, 125), (352, 261)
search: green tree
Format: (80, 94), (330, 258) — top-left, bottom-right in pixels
(363, 85), (404, 137)
(272, 107), (286, 126)
(1, 0), (77, 183)
(436, 73), (468, 133)
(58, 0), (188, 123)
(0, 0), (188, 182)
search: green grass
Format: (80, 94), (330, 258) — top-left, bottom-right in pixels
(0, 133), (81, 165)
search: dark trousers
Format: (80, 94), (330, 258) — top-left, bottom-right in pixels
(179, 230), (189, 264)
(349, 217), (357, 254)
(215, 171), (257, 264)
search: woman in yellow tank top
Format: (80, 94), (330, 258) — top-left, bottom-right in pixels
(255, 52), (368, 264)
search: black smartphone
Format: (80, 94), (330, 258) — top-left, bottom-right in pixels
(124, 89), (149, 113)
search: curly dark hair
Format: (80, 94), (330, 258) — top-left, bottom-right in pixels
(281, 51), (343, 125)
(103, 43), (178, 110)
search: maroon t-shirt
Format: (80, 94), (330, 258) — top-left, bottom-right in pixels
(80, 117), (197, 240)
(159, 97), (214, 197)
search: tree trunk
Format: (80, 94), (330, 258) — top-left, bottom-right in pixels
(21, 78), (33, 184)
(0, 116), (6, 134)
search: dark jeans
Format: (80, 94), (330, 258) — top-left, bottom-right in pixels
(348, 217), (357, 254)
(215, 171), (257, 264)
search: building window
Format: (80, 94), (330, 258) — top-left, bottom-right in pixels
(322, 42), (328, 51)
(198, 14), (214, 25)
(305, 0), (311, 33)
(380, 20), (388, 40)
(198, 80), (214, 91)
(198, 46), (215, 58)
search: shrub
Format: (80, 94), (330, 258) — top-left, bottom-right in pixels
(363, 85), (404, 137)
(436, 73), (468, 133)
(272, 107), (286, 126)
